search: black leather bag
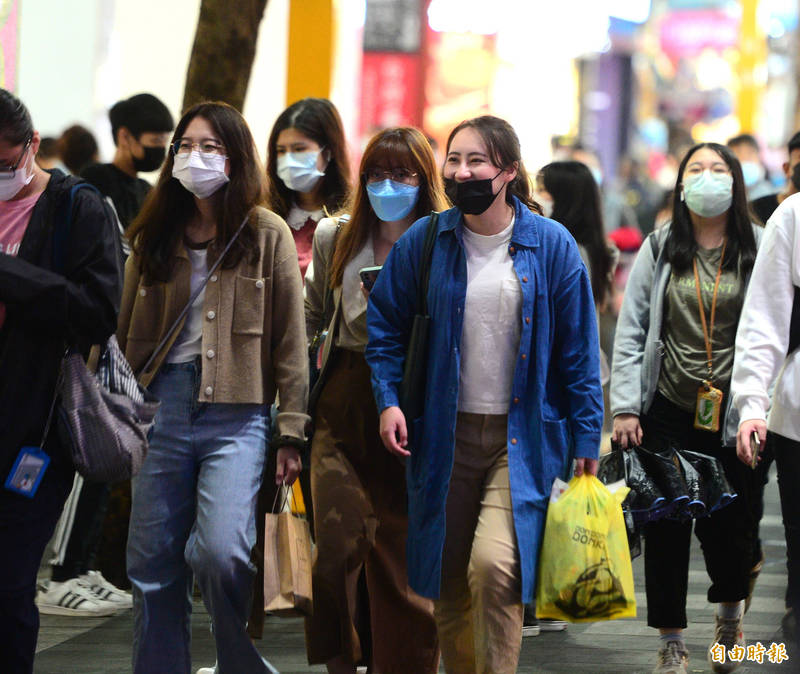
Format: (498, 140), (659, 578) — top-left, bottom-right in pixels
(398, 212), (439, 425)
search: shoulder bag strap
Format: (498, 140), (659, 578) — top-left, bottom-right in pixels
(417, 211), (439, 315)
(319, 218), (344, 331)
(138, 215), (250, 377)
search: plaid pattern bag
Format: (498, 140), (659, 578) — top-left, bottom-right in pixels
(57, 336), (160, 482)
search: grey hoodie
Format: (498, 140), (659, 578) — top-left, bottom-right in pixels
(610, 224), (762, 446)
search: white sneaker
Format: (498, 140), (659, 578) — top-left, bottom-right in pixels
(196, 666), (217, 674)
(36, 578), (118, 617)
(539, 618), (568, 632)
(79, 570), (133, 609)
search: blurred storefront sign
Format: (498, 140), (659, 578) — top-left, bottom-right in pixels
(359, 0), (425, 141)
(360, 52), (423, 132)
(0, 0), (18, 92)
(659, 9), (739, 62)
(423, 30), (496, 153)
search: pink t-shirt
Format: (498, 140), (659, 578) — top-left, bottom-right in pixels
(0, 192), (40, 329)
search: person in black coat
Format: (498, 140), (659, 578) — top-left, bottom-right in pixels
(0, 88), (122, 674)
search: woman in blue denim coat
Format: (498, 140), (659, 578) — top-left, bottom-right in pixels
(365, 116), (603, 673)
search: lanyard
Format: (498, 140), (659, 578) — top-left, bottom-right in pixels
(692, 241), (727, 381)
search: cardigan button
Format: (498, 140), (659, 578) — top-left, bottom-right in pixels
(521, 353), (527, 360)
(139, 288), (146, 297)
(207, 310), (216, 320)
(513, 397), (520, 404)
(255, 279), (264, 289)
(206, 349), (215, 359)
(522, 276), (528, 283)
(509, 246), (516, 254)
(525, 317), (531, 324)
(210, 274), (218, 282)
(511, 438), (518, 445)
(204, 386), (213, 396)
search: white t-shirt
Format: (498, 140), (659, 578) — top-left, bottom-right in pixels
(167, 246), (208, 363)
(458, 217), (522, 414)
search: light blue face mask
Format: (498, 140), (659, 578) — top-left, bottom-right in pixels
(682, 170), (733, 218)
(366, 179), (420, 222)
(740, 160), (764, 188)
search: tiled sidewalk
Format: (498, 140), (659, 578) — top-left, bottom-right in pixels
(33, 467), (794, 673)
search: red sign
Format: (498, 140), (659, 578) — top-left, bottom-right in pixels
(359, 52), (424, 138)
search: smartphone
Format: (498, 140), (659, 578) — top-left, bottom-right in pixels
(359, 265), (383, 292)
(750, 431), (761, 470)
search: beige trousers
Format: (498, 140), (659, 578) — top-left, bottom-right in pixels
(435, 412), (523, 674)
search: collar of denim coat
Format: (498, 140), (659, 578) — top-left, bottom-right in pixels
(440, 195), (541, 249)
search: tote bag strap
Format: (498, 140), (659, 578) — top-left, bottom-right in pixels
(138, 215), (250, 378)
(417, 212), (439, 315)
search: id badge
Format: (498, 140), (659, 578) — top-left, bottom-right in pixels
(694, 382), (723, 432)
(4, 446), (50, 498)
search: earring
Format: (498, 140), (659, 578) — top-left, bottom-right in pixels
(680, 189), (685, 202)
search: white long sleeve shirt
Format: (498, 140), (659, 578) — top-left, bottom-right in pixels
(732, 192), (800, 442)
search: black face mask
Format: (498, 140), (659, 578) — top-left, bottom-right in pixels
(132, 144), (167, 173)
(791, 163), (800, 191)
(444, 170), (504, 215)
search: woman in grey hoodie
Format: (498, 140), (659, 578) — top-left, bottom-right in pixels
(610, 142), (761, 674)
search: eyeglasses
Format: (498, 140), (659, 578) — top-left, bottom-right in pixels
(171, 139), (226, 156)
(0, 139), (31, 179)
(364, 167), (419, 184)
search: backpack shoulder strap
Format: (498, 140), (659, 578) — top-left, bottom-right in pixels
(52, 181), (103, 274)
(648, 230), (660, 260)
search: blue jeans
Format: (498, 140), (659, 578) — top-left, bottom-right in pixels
(127, 361), (275, 674)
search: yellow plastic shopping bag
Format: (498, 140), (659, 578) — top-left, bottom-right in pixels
(536, 474), (636, 622)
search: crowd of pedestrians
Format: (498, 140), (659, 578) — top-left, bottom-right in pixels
(0, 83), (799, 674)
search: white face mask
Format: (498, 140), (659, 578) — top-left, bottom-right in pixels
(172, 151), (229, 199)
(0, 146), (34, 201)
(682, 170), (733, 218)
(276, 150), (325, 193)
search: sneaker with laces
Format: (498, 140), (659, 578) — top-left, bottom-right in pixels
(36, 578), (119, 617)
(653, 640), (689, 674)
(708, 614), (745, 673)
(79, 570), (133, 609)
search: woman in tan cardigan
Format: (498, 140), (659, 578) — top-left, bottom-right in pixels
(118, 102), (308, 674)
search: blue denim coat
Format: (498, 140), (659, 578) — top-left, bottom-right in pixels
(365, 197), (603, 602)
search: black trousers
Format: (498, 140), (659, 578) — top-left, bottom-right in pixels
(640, 392), (756, 629)
(772, 433), (800, 622)
(0, 449), (73, 673)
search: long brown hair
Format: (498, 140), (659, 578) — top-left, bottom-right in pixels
(446, 115), (540, 214)
(265, 98), (351, 219)
(129, 101), (266, 283)
(329, 127), (448, 288)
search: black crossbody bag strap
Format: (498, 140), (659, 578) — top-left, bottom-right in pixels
(417, 211), (439, 314)
(138, 216), (250, 378)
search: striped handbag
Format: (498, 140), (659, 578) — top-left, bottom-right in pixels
(57, 335), (160, 482)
